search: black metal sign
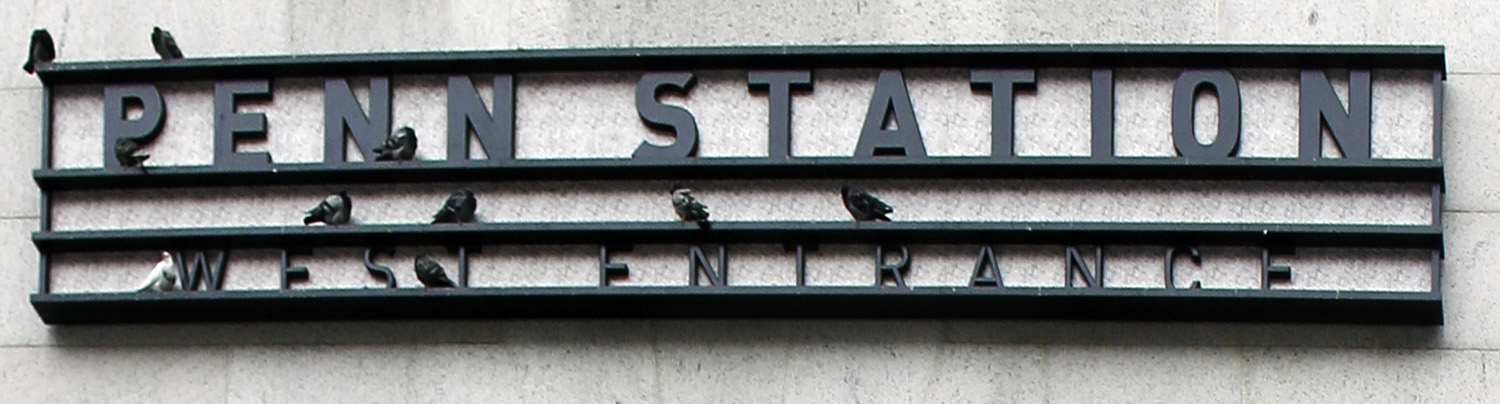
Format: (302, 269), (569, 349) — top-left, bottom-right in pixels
(29, 45), (1446, 324)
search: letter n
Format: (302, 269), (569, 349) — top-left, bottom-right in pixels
(689, 246), (726, 287)
(1065, 246), (1103, 288)
(1299, 70), (1371, 161)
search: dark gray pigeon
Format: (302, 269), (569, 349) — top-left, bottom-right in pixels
(373, 126), (417, 161)
(841, 185), (893, 222)
(415, 255), (456, 288)
(432, 189), (477, 224)
(304, 190), (351, 225)
(151, 27), (182, 60)
(114, 138), (149, 168)
(21, 29), (54, 74)
(671, 184), (710, 229)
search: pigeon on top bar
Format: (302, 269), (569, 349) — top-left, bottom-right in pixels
(415, 255), (457, 288)
(21, 28), (54, 74)
(304, 190), (352, 225)
(671, 184), (710, 230)
(841, 185), (893, 222)
(135, 251), (178, 292)
(151, 26), (182, 60)
(114, 138), (150, 168)
(373, 126), (418, 161)
(432, 189), (477, 224)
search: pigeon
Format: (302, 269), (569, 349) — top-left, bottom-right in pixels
(21, 28), (54, 74)
(303, 190), (352, 225)
(114, 137), (150, 168)
(373, 126), (417, 161)
(151, 27), (182, 60)
(841, 185), (893, 222)
(415, 255), (456, 288)
(432, 189), (477, 224)
(134, 251), (178, 292)
(671, 184), (710, 230)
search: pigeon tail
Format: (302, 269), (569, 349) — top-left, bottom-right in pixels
(119, 153), (150, 168)
(873, 215), (892, 222)
(21, 59), (34, 74)
(303, 214), (321, 225)
(432, 276), (457, 288)
(695, 220), (712, 230)
(133, 278), (154, 292)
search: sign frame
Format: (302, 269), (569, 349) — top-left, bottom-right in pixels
(30, 44), (1447, 324)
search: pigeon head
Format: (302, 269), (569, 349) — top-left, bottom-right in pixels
(336, 190), (349, 199)
(159, 251), (172, 260)
(394, 126), (415, 140)
(29, 29), (54, 59)
(458, 189), (474, 198)
(31, 28), (51, 46)
(670, 183), (686, 194)
(841, 185), (851, 196)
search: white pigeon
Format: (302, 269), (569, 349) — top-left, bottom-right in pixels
(134, 251), (178, 292)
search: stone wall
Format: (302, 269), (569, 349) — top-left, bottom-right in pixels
(2, 1), (1496, 403)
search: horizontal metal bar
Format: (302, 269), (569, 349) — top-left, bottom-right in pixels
(35, 44), (1447, 85)
(29, 287), (1443, 324)
(32, 222), (1442, 253)
(33, 157), (1445, 190)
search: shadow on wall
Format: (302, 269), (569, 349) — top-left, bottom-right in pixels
(43, 319), (1442, 349)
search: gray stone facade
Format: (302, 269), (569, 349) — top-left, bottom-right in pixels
(2, 1), (1495, 403)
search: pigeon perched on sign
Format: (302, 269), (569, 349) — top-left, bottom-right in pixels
(373, 126), (417, 162)
(415, 255), (456, 288)
(114, 138), (150, 168)
(304, 190), (352, 225)
(671, 184), (710, 229)
(21, 28), (54, 74)
(432, 189), (477, 224)
(841, 185), (893, 222)
(151, 27), (182, 60)
(134, 251), (178, 292)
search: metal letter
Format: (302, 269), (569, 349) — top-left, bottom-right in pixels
(1261, 248), (1293, 289)
(633, 72), (700, 159)
(854, 70), (927, 158)
(1091, 69), (1115, 160)
(213, 80), (272, 169)
(447, 75), (515, 162)
(749, 70), (813, 160)
(689, 246), (728, 287)
(599, 245), (631, 287)
(785, 244), (813, 288)
(362, 247), (397, 289)
(1163, 246), (1202, 290)
(324, 77), (392, 164)
(279, 250), (310, 290)
(1171, 70), (1241, 160)
(457, 246), (472, 288)
(1065, 246), (1103, 288)
(1299, 70), (1371, 161)
(102, 84), (166, 170)
(173, 250), (229, 291)
(969, 246), (1003, 287)
(875, 245), (911, 288)
(970, 69), (1035, 159)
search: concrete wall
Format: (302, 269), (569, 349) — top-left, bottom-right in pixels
(2, 1), (1497, 402)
